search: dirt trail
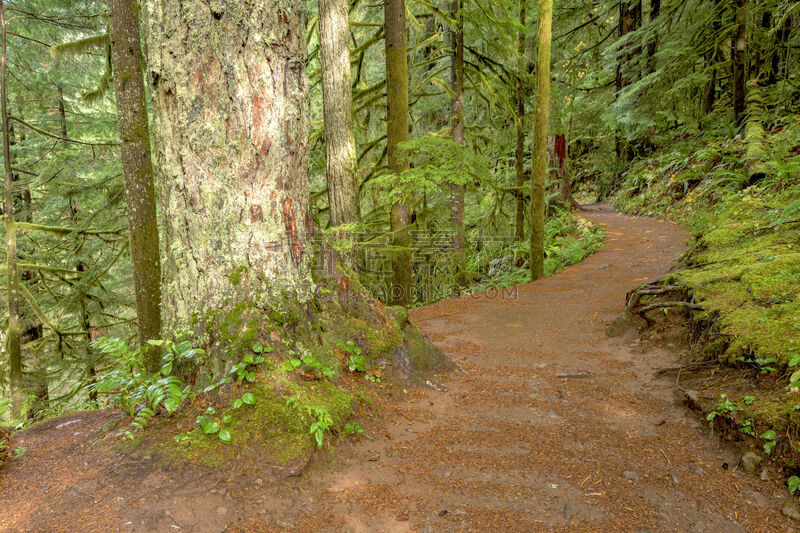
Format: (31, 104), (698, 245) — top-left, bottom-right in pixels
(2, 206), (797, 532)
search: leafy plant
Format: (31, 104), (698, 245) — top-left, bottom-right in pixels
(338, 341), (366, 372)
(344, 422), (364, 436)
(284, 395), (334, 448)
(759, 429), (777, 455)
(230, 345), (272, 383)
(283, 353), (334, 378)
(706, 394), (742, 422)
(195, 407), (232, 444)
(89, 338), (196, 435)
(788, 475), (800, 494)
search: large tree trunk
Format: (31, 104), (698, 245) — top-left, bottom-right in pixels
(108, 0), (163, 373)
(318, 0), (360, 232)
(732, 0), (747, 127)
(142, 0), (311, 332)
(384, 0), (412, 306)
(530, 0), (552, 281)
(513, 0), (527, 242)
(449, 0), (466, 288)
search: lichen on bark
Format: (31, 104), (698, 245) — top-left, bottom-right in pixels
(142, 0), (313, 333)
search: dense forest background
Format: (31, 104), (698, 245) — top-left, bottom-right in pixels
(0, 0), (798, 473)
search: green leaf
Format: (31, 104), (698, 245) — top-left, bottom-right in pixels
(222, 414), (233, 424)
(764, 440), (776, 455)
(778, 199), (800, 224)
(218, 429), (232, 444)
(232, 399), (244, 409)
(314, 430), (324, 448)
(253, 344), (264, 353)
(245, 372), (255, 382)
(203, 420), (220, 435)
(242, 393), (256, 405)
(160, 362), (173, 376)
(759, 430), (777, 440)
(163, 397), (178, 413)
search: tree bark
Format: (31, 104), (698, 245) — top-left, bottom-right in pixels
(530, 0), (552, 281)
(702, 0), (722, 114)
(1, 1), (23, 418)
(108, 0), (163, 373)
(318, 0), (360, 230)
(449, 0), (466, 288)
(513, 0), (527, 242)
(142, 0), (311, 330)
(384, 0), (412, 305)
(56, 85), (67, 137)
(614, 0), (642, 168)
(732, 0), (746, 127)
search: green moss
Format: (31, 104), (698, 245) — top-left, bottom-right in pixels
(169, 372), (353, 466)
(228, 265), (247, 286)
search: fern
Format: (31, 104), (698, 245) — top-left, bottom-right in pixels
(88, 338), (199, 436)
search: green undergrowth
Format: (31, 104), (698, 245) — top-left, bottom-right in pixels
(612, 119), (800, 477)
(169, 372), (356, 466)
(91, 272), (448, 469)
(468, 208), (605, 294)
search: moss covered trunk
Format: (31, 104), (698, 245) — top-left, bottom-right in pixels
(108, 0), (163, 373)
(449, 0), (466, 288)
(318, 0), (360, 230)
(384, 0), (412, 305)
(732, 0), (747, 127)
(513, 0), (527, 242)
(142, 0), (311, 331)
(530, 0), (552, 281)
(1, 2), (23, 418)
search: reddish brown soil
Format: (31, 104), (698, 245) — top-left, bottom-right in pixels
(2, 206), (797, 532)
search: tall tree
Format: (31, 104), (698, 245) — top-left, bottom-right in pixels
(614, 0), (642, 165)
(107, 0), (162, 373)
(449, 0), (466, 287)
(513, 0), (527, 242)
(318, 0), (361, 237)
(732, 0), (746, 126)
(703, 0), (722, 115)
(530, 0), (552, 281)
(1, 0), (22, 418)
(384, 0), (412, 305)
(143, 0), (311, 350)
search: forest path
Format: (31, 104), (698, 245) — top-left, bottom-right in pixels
(1, 206), (797, 532)
(264, 205), (796, 532)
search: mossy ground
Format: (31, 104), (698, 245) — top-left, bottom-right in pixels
(612, 121), (800, 472)
(113, 272), (449, 470)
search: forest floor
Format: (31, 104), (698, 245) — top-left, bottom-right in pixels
(2, 205), (798, 532)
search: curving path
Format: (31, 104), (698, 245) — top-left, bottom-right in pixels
(268, 206), (796, 532)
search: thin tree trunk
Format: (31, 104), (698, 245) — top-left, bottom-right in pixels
(1, 1), (23, 419)
(613, 0), (642, 170)
(646, 0), (661, 70)
(732, 0), (746, 127)
(449, 0), (466, 288)
(143, 0), (311, 346)
(385, 0), (412, 305)
(513, 0), (526, 242)
(530, 0), (552, 281)
(56, 85), (67, 136)
(703, 0), (721, 114)
(319, 0), (361, 252)
(108, 0), (162, 373)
